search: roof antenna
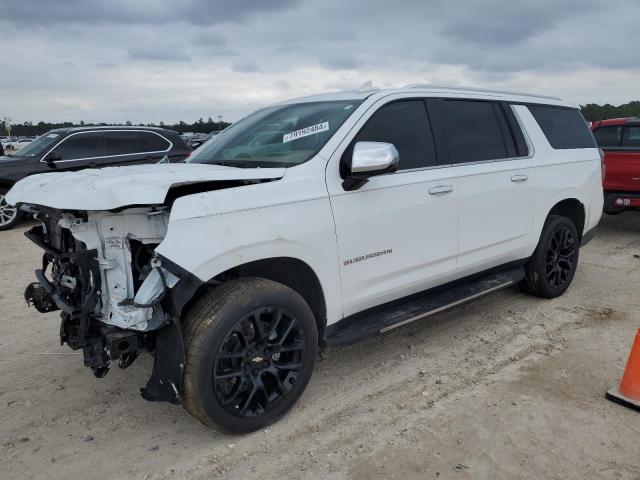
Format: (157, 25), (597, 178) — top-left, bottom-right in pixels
(357, 81), (378, 93)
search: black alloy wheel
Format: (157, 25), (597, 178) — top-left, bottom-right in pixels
(521, 215), (580, 299)
(182, 277), (318, 433)
(544, 225), (577, 289)
(213, 306), (306, 418)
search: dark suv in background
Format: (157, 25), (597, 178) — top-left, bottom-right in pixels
(0, 126), (190, 230)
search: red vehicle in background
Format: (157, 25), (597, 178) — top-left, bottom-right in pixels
(591, 117), (640, 214)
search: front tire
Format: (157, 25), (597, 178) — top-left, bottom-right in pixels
(0, 190), (21, 231)
(521, 215), (580, 298)
(182, 277), (317, 433)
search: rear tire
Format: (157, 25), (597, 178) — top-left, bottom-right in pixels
(521, 215), (579, 298)
(0, 190), (21, 231)
(182, 277), (317, 433)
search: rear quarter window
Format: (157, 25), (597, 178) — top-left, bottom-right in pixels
(528, 105), (596, 149)
(143, 132), (171, 151)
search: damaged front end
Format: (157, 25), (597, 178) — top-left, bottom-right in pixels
(24, 206), (202, 404)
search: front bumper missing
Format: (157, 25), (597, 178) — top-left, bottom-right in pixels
(141, 256), (203, 404)
(24, 225), (204, 405)
(26, 225), (102, 340)
(25, 225), (106, 374)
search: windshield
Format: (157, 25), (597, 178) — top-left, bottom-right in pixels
(12, 132), (63, 157)
(188, 100), (362, 167)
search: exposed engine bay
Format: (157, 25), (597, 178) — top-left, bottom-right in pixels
(5, 164), (286, 405)
(23, 205), (201, 402)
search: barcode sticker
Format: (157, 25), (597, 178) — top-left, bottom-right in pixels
(283, 122), (329, 143)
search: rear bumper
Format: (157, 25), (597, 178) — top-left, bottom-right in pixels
(604, 191), (640, 213)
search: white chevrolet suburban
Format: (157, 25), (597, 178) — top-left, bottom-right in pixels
(7, 84), (603, 433)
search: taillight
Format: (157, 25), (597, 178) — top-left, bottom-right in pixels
(598, 147), (606, 184)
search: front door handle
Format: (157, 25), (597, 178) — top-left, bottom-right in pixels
(511, 174), (528, 183)
(429, 185), (454, 195)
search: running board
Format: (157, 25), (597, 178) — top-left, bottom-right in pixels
(325, 267), (525, 346)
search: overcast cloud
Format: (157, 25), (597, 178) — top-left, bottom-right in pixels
(1, 0), (639, 123)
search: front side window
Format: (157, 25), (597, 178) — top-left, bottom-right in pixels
(188, 100), (362, 168)
(354, 100), (437, 170)
(51, 132), (102, 160)
(440, 100), (510, 164)
(528, 105), (596, 149)
(593, 126), (622, 148)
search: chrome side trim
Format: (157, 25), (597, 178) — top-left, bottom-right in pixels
(39, 130), (173, 164)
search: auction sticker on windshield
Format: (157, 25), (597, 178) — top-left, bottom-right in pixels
(283, 122), (329, 143)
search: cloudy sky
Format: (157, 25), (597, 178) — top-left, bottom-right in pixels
(1, 0), (639, 124)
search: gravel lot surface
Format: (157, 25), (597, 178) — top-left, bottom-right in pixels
(1, 213), (639, 479)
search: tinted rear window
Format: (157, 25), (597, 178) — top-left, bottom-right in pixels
(104, 131), (145, 156)
(440, 100), (510, 164)
(593, 126), (622, 148)
(528, 105), (596, 149)
(622, 126), (640, 148)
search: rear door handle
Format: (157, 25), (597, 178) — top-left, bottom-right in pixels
(511, 174), (528, 183)
(429, 185), (454, 195)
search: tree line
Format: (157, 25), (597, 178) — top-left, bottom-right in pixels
(3, 101), (640, 137)
(1, 117), (232, 137)
(580, 101), (640, 122)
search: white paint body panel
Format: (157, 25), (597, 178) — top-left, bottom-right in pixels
(8, 86), (604, 331)
(327, 168), (459, 317)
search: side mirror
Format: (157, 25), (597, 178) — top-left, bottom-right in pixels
(342, 141), (399, 190)
(45, 152), (62, 163)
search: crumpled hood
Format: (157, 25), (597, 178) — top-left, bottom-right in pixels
(6, 163), (285, 210)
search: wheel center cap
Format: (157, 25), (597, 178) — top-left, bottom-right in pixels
(251, 355), (264, 364)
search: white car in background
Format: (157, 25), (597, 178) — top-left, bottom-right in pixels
(1, 137), (16, 149)
(3, 137), (34, 151)
(6, 83), (603, 433)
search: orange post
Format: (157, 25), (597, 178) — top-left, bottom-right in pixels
(606, 328), (640, 411)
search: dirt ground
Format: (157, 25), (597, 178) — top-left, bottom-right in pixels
(1, 213), (639, 480)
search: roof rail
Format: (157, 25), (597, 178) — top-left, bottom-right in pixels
(357, 81), (380, 94)
(402, 83), (561, 101)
